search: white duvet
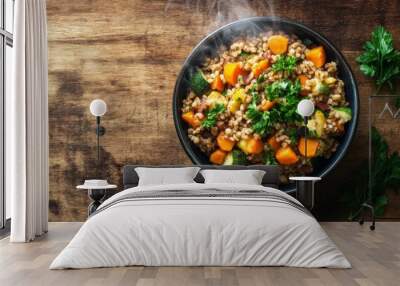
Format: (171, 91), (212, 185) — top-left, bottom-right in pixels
(50, 183), (350, 269)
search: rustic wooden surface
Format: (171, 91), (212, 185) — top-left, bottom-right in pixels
(46, 0), (400, 221)
(2, 222), (400, 285)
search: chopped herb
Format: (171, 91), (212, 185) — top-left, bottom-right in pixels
(271, 55), (297, 74)
(265, 79), (301, 101)
(288, 128), (298, 144)
(356, 26), (400, 90)
(239, 51), (251, 57)
(263, 150), (277, 165)
(222, 90), (228, 96)
(246, 102), (279, 136)
(201, 104), (225, 128)
(256, 74), (265, 84)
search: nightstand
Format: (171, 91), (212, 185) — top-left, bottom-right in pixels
(77, 180), (117, 216)
(289, 177), (321, 210)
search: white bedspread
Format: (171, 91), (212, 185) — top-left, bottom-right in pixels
(50, 183), (350, 269)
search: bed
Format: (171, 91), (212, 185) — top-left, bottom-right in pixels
(50, 165), (350, 269)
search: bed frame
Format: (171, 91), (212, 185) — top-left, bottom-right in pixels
(122, 165), (281, 190)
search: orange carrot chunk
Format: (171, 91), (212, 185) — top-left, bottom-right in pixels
(267, 135), (281, 151)
(223, 62), (242, 86)
(252, 59), (270, 78)
(247, 137), (264, 154)
(182, 111), (201, 128)
(275, 147), (299, 165)
(217, 132), (235, 152)
(298, 137), (319, 157)
(298, 75), (309, 96)
(209, 149), (227, 165)
(260, 100), (276, 111)
(306, 46), (326, 68)
(267, 35), (289, 55)
(211, 75), (225, 92)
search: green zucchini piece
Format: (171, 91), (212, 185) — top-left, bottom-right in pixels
(190, 70), (209, 96)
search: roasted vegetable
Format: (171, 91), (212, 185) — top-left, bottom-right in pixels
(224, 62), (242, 85)
(267, 35), (289, 55)
(209, 149), (227, 165)
(207, 91), (227, 108)
(267, 135), (281, 151)
(228, 88), (246, 113)
(260, 100), (276, 111)
(238, 136), (264, 155)
(275, 146), (299, 165)
(298, 137), (320, 157)
(332, 107), (352, 123)
(298, 75), (309, 96)
(307, 110), (326, 137)
(190, 70), (209, 95)
(306, 46), (326, 68)
(316, 82), (330, 95)
(252, 59), (269, 78)
(223, 150), (248, 165)
(217, 132), (235, 152)
(211, 75), (224, 92)
(182, 111), (201, 128)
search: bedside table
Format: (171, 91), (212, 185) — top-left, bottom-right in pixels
(289, 177), (321, 210)
(77, 180), (117, 216)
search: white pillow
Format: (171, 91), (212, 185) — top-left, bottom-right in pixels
(200, 169), (265, 185)
(135, 167), (200, 186)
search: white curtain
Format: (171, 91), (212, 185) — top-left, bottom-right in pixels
(9, 0), (49, 242)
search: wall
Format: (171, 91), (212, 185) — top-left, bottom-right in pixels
(47, 0), (400, 221)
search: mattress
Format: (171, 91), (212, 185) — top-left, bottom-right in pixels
(50, 183), (350, 269)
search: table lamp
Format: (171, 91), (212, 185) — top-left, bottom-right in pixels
(292, 99), (319, 210)
(297, 99), (315, 160)
(89, 99), (107, 168)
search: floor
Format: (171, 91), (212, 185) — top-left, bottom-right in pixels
(0, 222), (399, 286)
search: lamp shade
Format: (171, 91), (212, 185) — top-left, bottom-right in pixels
(90, 99), (107, 117)
(297, 99), (315, 117)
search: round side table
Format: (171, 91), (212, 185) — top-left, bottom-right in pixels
(289, 177), (321, 210)
(77, 183), (117, 216)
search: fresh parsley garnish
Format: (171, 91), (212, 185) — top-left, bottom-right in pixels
(201, 104), (225, 128)
(256, 74), (265, 84)
(265, 79), (301, 101)
(263, 150), (277, 165)
(288, 128), (298, 144)
(239, 51), (251, 57)
(245, 91), (280, 137)
(271, 55), (297, 74)
(356, 26), (400, 90)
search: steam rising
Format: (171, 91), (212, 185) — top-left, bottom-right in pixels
(165, 0), (275, 32)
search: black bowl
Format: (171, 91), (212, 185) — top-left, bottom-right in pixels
(173, 16), (359, 192)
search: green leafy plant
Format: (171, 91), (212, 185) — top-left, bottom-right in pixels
(356, 26), (400, 91)
(341, 127), (400, 218)
(271, 55), (297, 74)
(201, 104), (225, 128)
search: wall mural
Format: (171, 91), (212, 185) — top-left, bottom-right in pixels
(47, 0), (400, 221)
(173, 18), (357, 192)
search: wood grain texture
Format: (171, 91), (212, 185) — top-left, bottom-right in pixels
(1, 222), (400, 285)
(46, 0), (400, 221)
